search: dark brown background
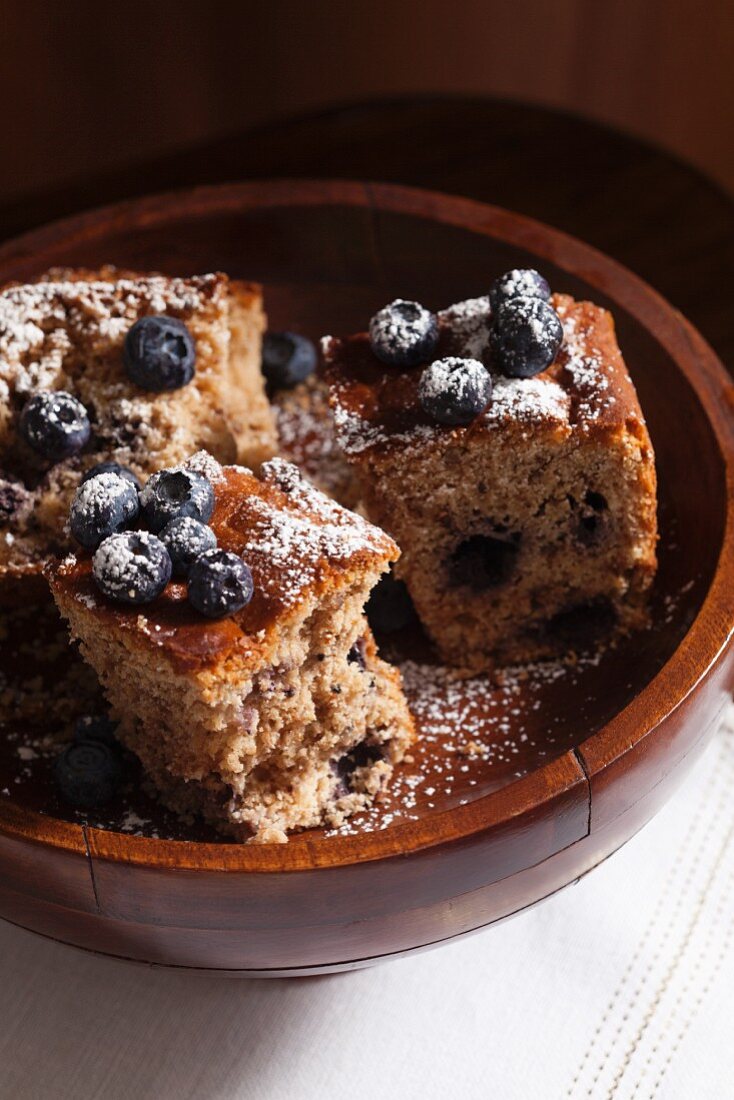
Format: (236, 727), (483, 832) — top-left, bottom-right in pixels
(3, 0), (732, 208)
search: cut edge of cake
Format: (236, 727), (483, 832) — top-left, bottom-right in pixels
(322, 292), (658, 669)
(48, 453), (415, 842)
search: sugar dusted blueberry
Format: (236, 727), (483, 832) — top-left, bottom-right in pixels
(262, 332), (317, 389)
(159, 516), (217, 577)
(54, 740), (121, 808)
(139, 468), (215, 533)
(368, 299), (438, 368)
(188, 549), (253, 618)
(489, 269), (551, 313)
(92, 530), (172, 605)
(70, 471), (140, 549)
(123, 315), (196, 391)
(19, 391), (90, 462)
(490, 297), (563, 378)
(418, 356), (492, 426)
(81, 461), (141, 491)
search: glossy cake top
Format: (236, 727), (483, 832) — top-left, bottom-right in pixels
(50, 455), (397, 672)
(322, 293), (648, 462)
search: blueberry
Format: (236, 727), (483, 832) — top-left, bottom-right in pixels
(188, 549), (253, 618)
(366, 573), (416, 634)
(123, 315), (196, 391)
(490, 297), (564, 378)
(19, 391), (90, 462)
(368, 299), (439, 368)
(81, 461), (141, 491)
(347, 636), (367, 669)
(93, 530), (172, 605)
(418, 357), (492, 426)
(489, 269), (551, 313)
(74, 714), (119, 748)
(159, 516), (217, 577)
(70, 472), (139, 549)
(54, 740), (121, 808)
(335, 741), (385, 791)
(139, 468), (215, 533)
(262, 332), (317, 389)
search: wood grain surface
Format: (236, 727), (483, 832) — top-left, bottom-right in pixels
(3, 3), (732, 200)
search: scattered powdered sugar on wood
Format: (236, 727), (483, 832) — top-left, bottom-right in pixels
(331, 401), (440, 456)
(0, 566), (697, 841)
(273, 379), (357, 501)
(325, 648), (611, 836)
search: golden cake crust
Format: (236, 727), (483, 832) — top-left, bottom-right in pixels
(49, 456), (398, 674)
(322, 294), (652, 463)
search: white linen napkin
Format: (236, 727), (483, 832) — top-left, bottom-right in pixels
(0, 708), (732, 1099)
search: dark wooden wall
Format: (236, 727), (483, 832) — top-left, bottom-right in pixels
(3, 0), (732, 206)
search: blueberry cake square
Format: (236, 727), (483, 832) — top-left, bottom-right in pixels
(49, 453), (414, 842)
(322, 274), (658, 669)
(0, 267), (276, 601)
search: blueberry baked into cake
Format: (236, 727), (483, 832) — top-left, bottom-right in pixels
(323, 270), (658, 669)
(0, 267), (276, 602)
(49, 453), (414, 842)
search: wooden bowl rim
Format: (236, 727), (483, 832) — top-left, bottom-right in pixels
(0, 178), (732, 873)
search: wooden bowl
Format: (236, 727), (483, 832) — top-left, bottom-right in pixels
(0, 181), (732, 976)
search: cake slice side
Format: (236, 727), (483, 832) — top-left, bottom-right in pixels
(226, 279), (277, 468)
(49, 456), (415, 842)
(323, 292), (658, 668)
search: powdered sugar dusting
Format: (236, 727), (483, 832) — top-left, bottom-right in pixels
(0, 273), (219, 396)
(556, 306), (615, 423)
(272, 378), (357, 503)
(184, 450), (226, 483)
(485, 376), (568, 422)
(438, 294), (493, 360)
(419, 356), (487, 401)
(241, 459), (394, 604)
(92, 530), (167, 600)
(325, 649), (606, 836)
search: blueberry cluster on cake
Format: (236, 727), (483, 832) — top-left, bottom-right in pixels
(322, 270), (658, 669)
(49, 453), (414, 842)
(0, 267), (276, 602)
